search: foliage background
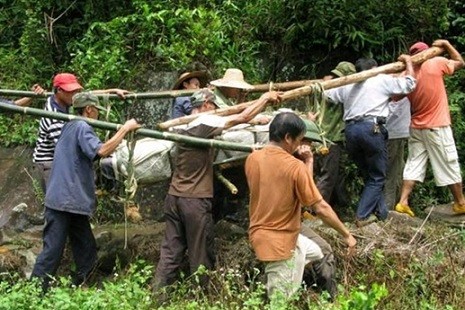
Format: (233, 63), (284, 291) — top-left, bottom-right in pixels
(0, 0), (464, 209)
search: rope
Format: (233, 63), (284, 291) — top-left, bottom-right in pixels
(101, 94), (112, 141)
(119, 131), (139, 249)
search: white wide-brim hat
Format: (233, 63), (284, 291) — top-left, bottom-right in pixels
(210, 68), (254, 90)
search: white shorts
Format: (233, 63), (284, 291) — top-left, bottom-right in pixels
(264, 234), (323, 299)
(403, 127), (462, 186)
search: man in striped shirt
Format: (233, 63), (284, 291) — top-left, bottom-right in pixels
(32, 73), (128, 193)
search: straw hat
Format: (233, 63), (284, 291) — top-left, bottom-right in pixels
(210, 68), (254, 90)
(172, 71), (208, 90)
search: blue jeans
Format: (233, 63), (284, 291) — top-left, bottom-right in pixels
(345, 121), (388, 220)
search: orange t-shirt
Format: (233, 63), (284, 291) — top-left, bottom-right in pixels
(245, 146), (322, 261)
(408, 57), (455, 129)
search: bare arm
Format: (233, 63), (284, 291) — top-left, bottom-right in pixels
(14, 84), (45, 107)
(91, 88), (130, 99)
(397, 54), (415, 77)
(223, 91), (282, 129)
(433, 39), (465, 70)
(310, 199), (357, 249)
(97, 119), (140, 157)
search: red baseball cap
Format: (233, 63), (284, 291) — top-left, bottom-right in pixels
(409, 42), (429, 55)
(53, 73), (83, 92)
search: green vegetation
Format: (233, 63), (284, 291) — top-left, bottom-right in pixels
(2, 222), (465, 309)
(2, 1), (465, 308)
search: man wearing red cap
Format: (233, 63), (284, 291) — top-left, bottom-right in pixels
(395, 40), (465, 216)
(32, 73), (129, 193)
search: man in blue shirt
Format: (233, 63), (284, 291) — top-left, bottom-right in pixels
(31, 92), (140, 291)
(170, 71), (208, 119)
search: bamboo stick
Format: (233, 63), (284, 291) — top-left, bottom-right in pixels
(250, 79), (322, 92)
(0, 79), (322, 100)
(0, 89), (197, 100)
(215, 171), (239, 194)
(0, 102), (257, 152)
(158, 47), (444, 130)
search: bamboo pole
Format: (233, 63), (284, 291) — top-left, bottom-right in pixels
(0, 79), (322, 100)
(0, 102), (257, 152)
(0, 89), (197, 100)
(158, 47), (444, 130)
(215, 171), (239, 195)
(250, 79), (322, 92)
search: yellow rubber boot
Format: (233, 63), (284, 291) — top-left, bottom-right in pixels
(395, 203), (415, 217)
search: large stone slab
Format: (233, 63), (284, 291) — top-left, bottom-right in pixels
(424, 204), (465, 227)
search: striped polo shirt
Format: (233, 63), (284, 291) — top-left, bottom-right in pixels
(32, 96), (69, 163)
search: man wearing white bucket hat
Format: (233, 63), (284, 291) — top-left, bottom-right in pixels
(210, 68), (254, 107)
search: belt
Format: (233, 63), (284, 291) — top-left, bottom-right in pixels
(345, 115), (386, 125)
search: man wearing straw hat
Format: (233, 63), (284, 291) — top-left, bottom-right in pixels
(31, 92), (140, 292)
(154, 88), (282, 290)
(210, 68), (255, 107)
(170, 70), (209, 119)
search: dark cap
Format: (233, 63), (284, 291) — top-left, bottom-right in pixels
(302, 119), (323, 143)
(331, 62), (356, 77)
(72, 92), (105, 111)
(190, 88), (219, 108)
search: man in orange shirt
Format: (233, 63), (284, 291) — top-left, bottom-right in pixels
(395, 40), (465, 216)
(245, 112), (356, 299)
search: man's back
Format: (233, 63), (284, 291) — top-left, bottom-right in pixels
(169, 115), (225, 198)
(408, 57), (455, 129)
(45, 120), (101, 216)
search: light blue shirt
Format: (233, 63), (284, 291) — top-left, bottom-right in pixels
(326, 74), (416, 121)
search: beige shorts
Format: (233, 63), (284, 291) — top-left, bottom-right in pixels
(403, 127), (462, 186)
(264, 234), (323, 299)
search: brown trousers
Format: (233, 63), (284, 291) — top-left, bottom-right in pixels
(154, 194), (215, 288)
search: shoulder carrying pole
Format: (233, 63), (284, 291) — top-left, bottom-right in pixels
(158, 47), (444, 130)
(0, 102), (256, 152)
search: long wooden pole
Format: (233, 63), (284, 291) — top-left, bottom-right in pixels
(0, 89), (197, 100)
(0, 102), (257, 152)
(0, 79), (322, 100)
(250, 79), (322, 92)
(158, 47), (444, 130)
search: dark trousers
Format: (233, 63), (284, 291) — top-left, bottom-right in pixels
(155, 194), (215, 288)
(384, 138), (407, 210)
(33, 161), (53, 194)
(345, 121), (388, 220)
(31, 207), (97, 289)
(315, 142), (349, 208)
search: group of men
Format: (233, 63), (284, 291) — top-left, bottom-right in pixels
(8, 38), (464, 300)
